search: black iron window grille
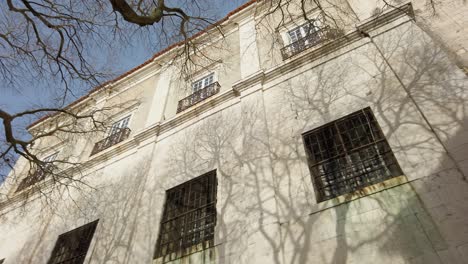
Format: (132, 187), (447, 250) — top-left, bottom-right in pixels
(303, 108), (403, 202)
(90, 127), (131, 156)
(154, 170), (217, 262)
(177, 82), (220, 113)
(281, 24), (341, 60)
(16, 152), (58, 193)
(47, 220), (98, 264)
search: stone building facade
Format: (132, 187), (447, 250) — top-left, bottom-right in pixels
(1, 1), (467, 264)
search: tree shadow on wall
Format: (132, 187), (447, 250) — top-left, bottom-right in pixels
(162, 19), (468, 264)
(8, 156), (162, 264)
(4, 16), (468, 264)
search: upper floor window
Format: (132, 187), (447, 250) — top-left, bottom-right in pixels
(177, 73), (220, 113)
(288, 23), (317, 43)
(303, 108), (403, 202)
(90, 115), (131, 156)
(192, 73), (214, 93)
(154, 170), (217, 262)
(281, 18), (339, 60)
(109, 115), (130, 135)
(16, 152), (59, 193)
(47, 220), (98, 264)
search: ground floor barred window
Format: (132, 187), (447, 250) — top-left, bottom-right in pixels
(47, 220), (98, 264)
(303, 107), (403, 201)
(154, 170), (217, 262)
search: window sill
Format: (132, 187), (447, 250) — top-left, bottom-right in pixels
(309, 175), (408, 216)
(154, 242), (216, 264)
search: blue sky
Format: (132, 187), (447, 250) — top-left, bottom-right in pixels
(0, 0), (248, 181)
(1, 1), (248, 114)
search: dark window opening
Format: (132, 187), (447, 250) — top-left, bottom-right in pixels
(47, 220), (98, 264)
(303, 108), (403, 202)
(154, 170), (217, 262)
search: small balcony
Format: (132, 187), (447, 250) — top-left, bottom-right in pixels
(15, 165), (53, 193)
(90, 127), (131, 156)
(16, 171), (44, 193)
(281, 27), (341, 60)
(177, 82), (221, 113)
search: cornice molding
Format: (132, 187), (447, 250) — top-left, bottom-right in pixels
(233, 3), (414, 93)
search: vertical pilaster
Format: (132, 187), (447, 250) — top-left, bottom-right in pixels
(239, 18), (261, 79)
(145, 66), (173, 127)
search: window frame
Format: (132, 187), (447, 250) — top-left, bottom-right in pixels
(16, 151), (60, 193)
(154, 170), (218, 262)
(109, 115), (131, 136)
(47, 220), (99, 264)
(191, 73), (215, 94)
(282, 13), (323, 44)
(287, 22), (319, 44)
(302, 107), (403, 202)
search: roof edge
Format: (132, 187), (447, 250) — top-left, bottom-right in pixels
(27, 0), (257, 130)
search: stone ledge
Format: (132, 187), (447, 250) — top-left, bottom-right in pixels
(309, 175), (409, 216)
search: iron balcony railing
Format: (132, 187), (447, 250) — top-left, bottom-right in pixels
(90, 127), (131, 156)
(15, 165), (52, 193)
(177, 82), (220, 113)
(281, 26), (341, 60)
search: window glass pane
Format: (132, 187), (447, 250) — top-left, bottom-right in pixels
(192, 73), (214, 93)
(206, 74), (213, 85)
(301, 24), (310, 36)
(192, 80), (201, 92)
(288, 27), (301, 42)
(110, 116), (130, 135)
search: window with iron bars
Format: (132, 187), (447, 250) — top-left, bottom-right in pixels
(47, 220), (98, 264)
(90, 115), (131, 156)
(154, 170), (217, 262)
(303, 107), (403, 202)
(16, 152), (59, 193)
(109, 115), (130, 136)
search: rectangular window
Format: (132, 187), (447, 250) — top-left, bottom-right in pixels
(154, 170), (217, 261)
(303, 108), (403, 202)
(191, 73), (214, 93)
(90, 115), (131, 156)
(288, 21), (318, 44)
(16, 152), (59, 192)
(109, 115), (130, 136)
(47, 220), (98, 264)
(281, 19), (334, 60)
